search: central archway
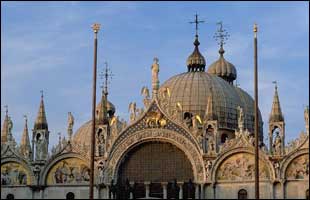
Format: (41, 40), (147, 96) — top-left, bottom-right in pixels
(118, 141), (194, 183)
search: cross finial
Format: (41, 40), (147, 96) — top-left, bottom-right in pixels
(272, 81), (278, 90)
(40, 90), (44, 99)
(23, 114), (27, 123)
(189, 13), (205, 36)
(213, 21), (230, 49)
(153, 57), (159, 64)
(4, 105), (8, 116)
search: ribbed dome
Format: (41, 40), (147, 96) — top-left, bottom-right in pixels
(207, 48), (237, 83)
(159, 71), (263, 139)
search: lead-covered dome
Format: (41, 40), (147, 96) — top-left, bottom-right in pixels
(159, 72), (263, 138)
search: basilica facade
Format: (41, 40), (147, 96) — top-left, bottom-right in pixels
(1, 22), (309, 199)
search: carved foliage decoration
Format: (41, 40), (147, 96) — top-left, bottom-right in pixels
(1, 162), (31, 185)
(46, 158), (90, 185)
(216, 153), (270, 181)
(286, 154), (309, 180)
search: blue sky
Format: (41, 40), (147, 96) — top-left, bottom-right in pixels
(1, 1), (309, 150)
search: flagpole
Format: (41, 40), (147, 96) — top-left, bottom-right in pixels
(90, 23), (100, 199)
(254, 23), (259, 199)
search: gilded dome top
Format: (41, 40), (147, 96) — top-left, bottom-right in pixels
(159, 71), (263, 138)
(207, 47), (237, 83)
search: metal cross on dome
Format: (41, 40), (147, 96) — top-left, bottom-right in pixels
(189, 13), (205, 36)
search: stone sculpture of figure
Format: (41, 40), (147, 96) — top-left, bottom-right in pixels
(141, 86), (151, 108)
(128, 102), (137, 123)
(206, 160), (213, 179)
(184, 115), (192, 128)
(237, 106), (244, 131)
(151, 57), (160, 90)
(208, 136), (215, 153)
(273, 131), (282, 155)
(274, 161), (280, 178)
(192, 115), (198, 132)
(121, 118), (127, 130)
(68, 112), (74, 130)
(98, 166), (104, 184)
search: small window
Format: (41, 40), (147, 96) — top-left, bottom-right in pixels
(6, 194), (14, 200)
(221, 133), (228, 143)
(238, 189), (247, 199)
(66, 192), (75, 200)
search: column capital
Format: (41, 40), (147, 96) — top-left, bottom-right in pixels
(161, 181), (168, 186)
(144, 181), (151, 185)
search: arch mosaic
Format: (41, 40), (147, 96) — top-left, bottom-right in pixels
(106, 128), (205, 183)
(41, 153), (90, 185)
(1, 160), (32, 186)
(212, 148), (273, 182)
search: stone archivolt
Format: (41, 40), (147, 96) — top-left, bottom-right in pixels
(106, 128), (205, 184)
(285, 154), (309, 180)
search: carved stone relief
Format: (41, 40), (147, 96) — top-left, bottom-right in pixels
(216, 153), (270, 181)
(286, 154), (309, 179)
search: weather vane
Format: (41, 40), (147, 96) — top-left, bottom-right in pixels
(189, 13), (205, 36)
(213, 21), (230, 47)
(99, 62), (114, 95)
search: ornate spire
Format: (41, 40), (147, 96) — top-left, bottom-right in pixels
(34, 90), (48, 130)
(20, 115), (32, 158)
(98, 62), (112, 125)
(186, 13), (206, 72)
(269, 81), (284, 122)
(1, 105), (9, 144)
(205, 87), (217, 121)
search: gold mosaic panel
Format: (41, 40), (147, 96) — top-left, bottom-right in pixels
(46, 158), (90, 185)
(1, 162), (31, 185)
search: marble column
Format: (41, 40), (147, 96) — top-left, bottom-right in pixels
(195, 184), (199, 199)
(162, 182), (168, 199)
(178, 182), (184, 199)
(145, 181), (151, 198)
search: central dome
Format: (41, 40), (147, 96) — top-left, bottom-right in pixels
(159, 71), (263, 138)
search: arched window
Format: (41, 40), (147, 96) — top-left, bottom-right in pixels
(221, 133), (228, 143)
(6, 194), (14, 200)
(238, 189), (247, 199)
(66, 192), (75, 200)
(306, 189), (309, 200)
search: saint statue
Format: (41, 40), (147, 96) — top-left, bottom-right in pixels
(237, 106), (244, 131)
(128, 102), (137, 123)
(68, 112), (74, 130)
(273, 131), (282, 155)
(151, 57), (160, 89)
